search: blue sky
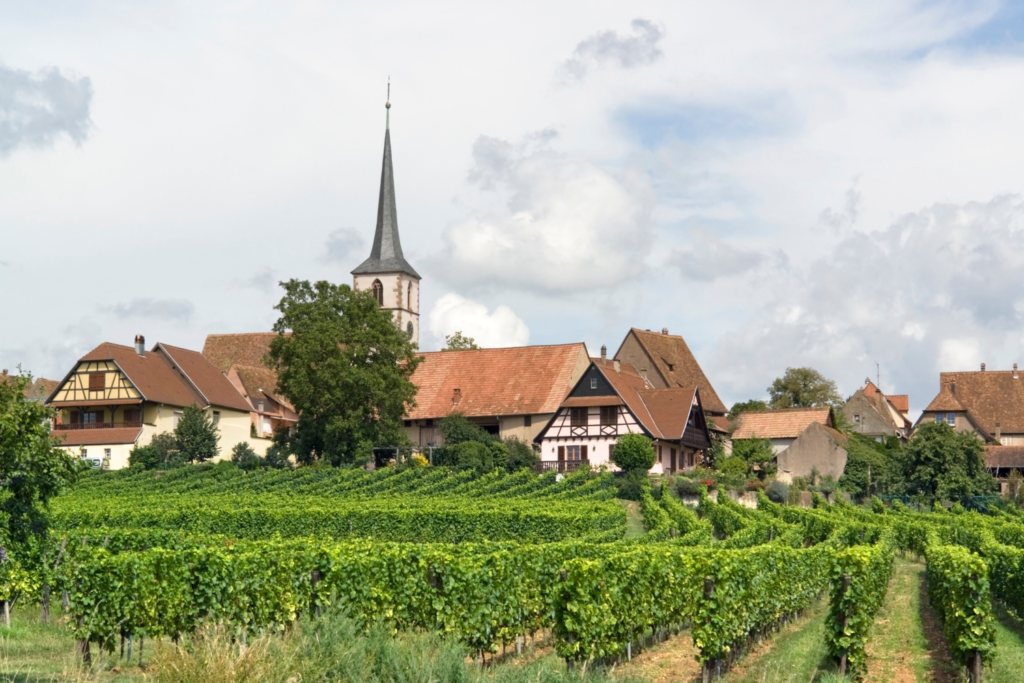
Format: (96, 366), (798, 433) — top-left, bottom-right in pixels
(4, 0), (1024, 414)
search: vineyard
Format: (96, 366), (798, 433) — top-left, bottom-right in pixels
(9, 464), (1024, 681)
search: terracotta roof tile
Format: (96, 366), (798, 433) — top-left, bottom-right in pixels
(202, 333), (279, 372)
(923, 371), (1024, 435)
(233, 365), (294, 412)
(638, 387), (699, 439)
(1, 374), (58, 400)
(887, 394), (909, 413)
(406, 344), (589, 419)
(986, 445), (1024, 469)
(158, 344), (253, 413)
(53, 427), (142, 446)
(619, 328), (727, 414)
(732, 407), (832, 440)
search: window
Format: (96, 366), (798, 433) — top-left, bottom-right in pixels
(89, 372), (104, 391)
(947, 413), (956, 426)
(935, 414), (944, 424)
(566, 445), (581, 461)
(404, 420), (412, 427)
(425, 418), (434, 427)
(124, 409), (141, 424)
(600, 406), (617, 426)
(212, 410), (220, 426)
(82, 410), (101, 425)
(524, 414), (532, 427)
(104, 448), (111, 458)
(590, 378), (598, 389)
(608, 444), (615, 460)
(854, 414), (861, 423)
(174, 411), (183, 428)
(570, 407), (588, 427)
(407, 321), (414, 338)
(371, 279), (384, 305)
(407, 282), (413, 310)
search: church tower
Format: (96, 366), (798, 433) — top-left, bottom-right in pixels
(351, 96), (421, 346)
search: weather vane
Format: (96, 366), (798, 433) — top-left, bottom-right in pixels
(386, 76), (391, 128)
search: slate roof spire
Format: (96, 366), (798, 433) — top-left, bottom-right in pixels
(352, 90), (420, 279)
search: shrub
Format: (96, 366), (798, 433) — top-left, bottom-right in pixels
(409, 453), (429, 468)
(128, 444), (161, 470)
(615, 471), (646, 501)
(719, 456), (748, 478)
(175, 404), (220, 463)
(766, 480), (789, 504)
(504, 437), (539, 472)
(612, 433), (655, 473)
(676, 478), (702, 496)
(437, 412), (494, 445)
(231, 442), (263, 471)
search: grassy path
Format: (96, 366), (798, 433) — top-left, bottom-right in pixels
(725, 598), (830, 683)
(987, 604), (1024, 682)
(620, 500), (646, 539)
(862, 557), (956, 683)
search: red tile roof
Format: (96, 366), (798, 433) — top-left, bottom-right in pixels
(406, 343), (589, 419)
(732, 407), (832, 440)
(986, 445), (1024, 469)
(588, 359), (702, 440)
(54, 427), (142, 446)
(202, 333), (279, 372)
(158, 344), (252, 413)
(638, 387), (700, 439)
(887, 394), (910, 414)
(1, 373), (58, 400)
(923, 371), (1024, 435)
(233, 365), (294, 412)
(618, 328), (727, 414)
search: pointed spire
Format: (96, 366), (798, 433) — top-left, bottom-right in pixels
(351, 94), (420, 279)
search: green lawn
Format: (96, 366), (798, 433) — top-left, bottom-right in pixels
(987, 604), (1024, 683)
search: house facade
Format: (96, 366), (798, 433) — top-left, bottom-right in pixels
(916, 363), (1024, 444)
(731, 407), (834, 454)
(404, 343), (591, 446)
(843, 380), (910, 441)
(46, 337), (260, 469)
(776, 421), (849, 483)
(534, 358), (712, 473)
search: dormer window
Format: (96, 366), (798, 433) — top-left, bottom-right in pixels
(257, 401), (265, 413)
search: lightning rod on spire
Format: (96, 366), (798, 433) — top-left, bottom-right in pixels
(385, 76), (391, 129)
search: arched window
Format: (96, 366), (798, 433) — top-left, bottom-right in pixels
(407, 321), (414, 338)
(371, 279), (384, 305)
(407, 282), (413, 311)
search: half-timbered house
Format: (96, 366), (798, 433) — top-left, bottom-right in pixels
(45, 336), (260, 469)
(534, 358), (712, 473)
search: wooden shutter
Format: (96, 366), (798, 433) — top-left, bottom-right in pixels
(581, 445), (588, 462)
(89, 372), (104, 391)
(558, 446), (565, 462)
(70, 411), (80, 424)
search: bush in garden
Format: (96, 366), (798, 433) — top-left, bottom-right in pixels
(175, 404), (220, 464)
(612, 433), (655, 473)
(766, 480), (789, 504)
(614, 471), (646, 501)
(677, 477), (702, 496)
(503, 437), (539, 472)
(231, 442), (263, 471)
(719, 456), (748, 478)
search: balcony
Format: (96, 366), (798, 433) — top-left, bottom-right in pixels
(536, 459), (588, 474)
(54, 421), (143, 431)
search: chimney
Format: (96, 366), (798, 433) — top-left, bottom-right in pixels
(613, 359), (621, 373)
(134, 334), (146, 357)
(452, 388), (461, 406)
(981, 363), (986, 371)
(1, 369), (6, 376)
(1015, 363), (1019, 379)
(600, 345), (607, 361)
(661, 327), (668, 335)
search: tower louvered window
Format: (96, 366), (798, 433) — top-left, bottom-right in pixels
(371, 279), (384, 305)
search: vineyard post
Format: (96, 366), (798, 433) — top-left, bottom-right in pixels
(838, 573), (851, 676)
(75, 616), (91, 667)
(702, 575), (714, 683)
(2, 600), (8, 628)
(42, 538), (67, 624)
(311, 569), (322, 618)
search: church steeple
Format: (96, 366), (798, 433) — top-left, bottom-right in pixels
(351, 92), (421, 346)
(351, 96), (419, 279)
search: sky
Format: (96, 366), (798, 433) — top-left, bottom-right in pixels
(3, 0), (1024, 415)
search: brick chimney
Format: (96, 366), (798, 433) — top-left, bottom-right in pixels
(981, 363), (986, 371)
(1015, 363), (1019, 379)
(135, 334), (146, 357)
(661, 327), (669, 335)
(600, 345), (607, 361)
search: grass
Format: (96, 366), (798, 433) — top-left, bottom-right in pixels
(0, 605), (149, 682)
(619, 500), (646, 539)
(725, 597), (831, 683)
(987, 603), (1024, 683)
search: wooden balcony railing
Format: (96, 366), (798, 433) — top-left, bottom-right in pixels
(53, 421), (142, 431)
(536, 460), (588, 474)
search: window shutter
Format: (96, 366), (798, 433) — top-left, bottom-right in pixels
(89, 372), (104, 391)
(581, 445), (588, 461)
(71, 411), (80, 424)
(558, 446), (565, 462)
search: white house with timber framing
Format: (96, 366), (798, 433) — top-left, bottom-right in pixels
(534, 357), (712, 473)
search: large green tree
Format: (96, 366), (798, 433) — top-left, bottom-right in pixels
(442, 331), (479, 351)
(175, 405), (220, 463)
(895, 422), (995, 501)
(0, 372), (78, 544)
(268, 279), (422, 466)
(727, 399), (768, 421)
(767, 367), (843, 409)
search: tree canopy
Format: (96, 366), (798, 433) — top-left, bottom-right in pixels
(613, 433), (656, 473)
(767, 367), (843, 409)
(175, 405), (220, 463)
(895, 422), (995, 501)
(268, 279), (422, 466)
(442, 331), (479, 351)
(728, 399), (768, 421)
(0, 372), (78, 544)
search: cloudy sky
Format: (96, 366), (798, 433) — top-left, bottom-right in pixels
(4, 0), (1024, 414)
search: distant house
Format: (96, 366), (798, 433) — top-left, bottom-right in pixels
(985, 445), (1024, 481)
(776, 421), (849, 483)
(1, 369), (59, 402)
(916, 363), (1024, 444)
(534, 358), (712, 473)
(843, 380), (911, 441)
(613, 327), (729, 433)
(404, 343), (591, 447)
(731, 407), (834, 454)
(45, 336), (258, 469)
(202, 333), (297, 440)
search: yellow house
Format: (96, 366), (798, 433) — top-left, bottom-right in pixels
(45, 335), (263, 469)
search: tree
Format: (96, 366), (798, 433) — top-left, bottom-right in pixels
(150, 433), (184, 468)
(504, 436), (539, 472)
(175, 405), (220, 463)
(767, 367), (843, 409)
(894, 422), (995, 501)
(731, 437), (775, 477)
(0, 371), (78, 544)
(839, 433), (895, 499)
(128, 444), (161, 470)
(268, 279), (422, 466)
(443, 331), (479, 351)
(231, 442), (263, 471)
(613, 433), (656, 473)
(438, 412), (493, 445)
(728, 399), (767, 421)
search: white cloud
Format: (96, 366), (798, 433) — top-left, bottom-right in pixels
(671, 228), (764, 281)
(938, 338), (981, 371)
(0, 64), (92, 156)
(428, 293), (530, 349)
(560, 18), (665, 82)
(322, 228), (364, 265)
(102, 298), (195, 323)
(434, 133), (654, 294)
